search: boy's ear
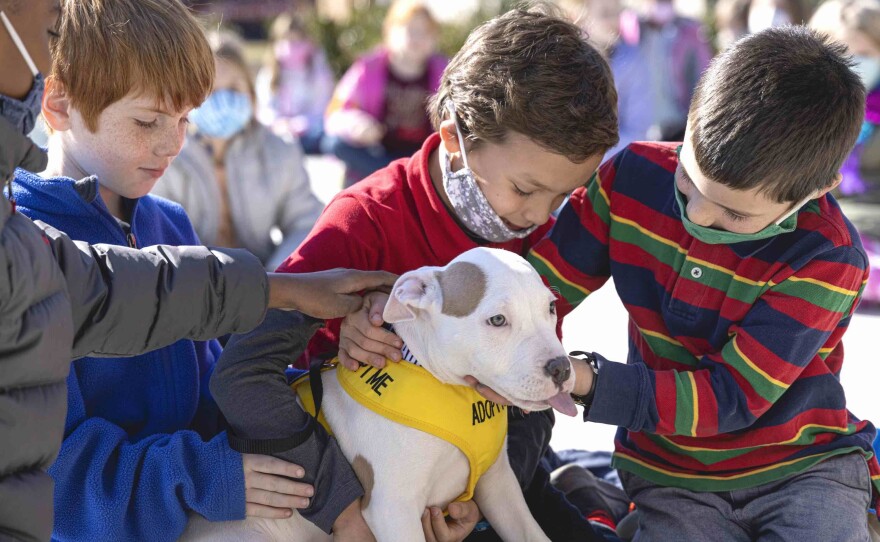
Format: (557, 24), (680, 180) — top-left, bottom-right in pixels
(41, 76), (73, 132)
(438, 119), (463, 155)
(819, 173), (844, 197)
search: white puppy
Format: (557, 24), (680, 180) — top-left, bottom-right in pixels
(182, 247), (577, 542)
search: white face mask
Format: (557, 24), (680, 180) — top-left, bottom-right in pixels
(440, 101), (538, 243)
(853, 55), (880, 92)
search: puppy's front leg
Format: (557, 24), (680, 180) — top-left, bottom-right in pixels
(473, 447), (550, 542)
(361, 491), (427, 542)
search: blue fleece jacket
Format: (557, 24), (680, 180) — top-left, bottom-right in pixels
(12, 170), (246, 541)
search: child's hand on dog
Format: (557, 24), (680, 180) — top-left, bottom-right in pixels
(241, 454), (314, 518)
(462, 376), (513, 408)
(338, 292), (403, 370)
(422, 500), (481, 542)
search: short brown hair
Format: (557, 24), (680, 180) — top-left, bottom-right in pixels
(428, 3), (619, 162)
(689, 26), (865, 203)
(51, 0), (214, 132)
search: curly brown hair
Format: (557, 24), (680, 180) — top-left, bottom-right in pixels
(428, 2), (619, 163)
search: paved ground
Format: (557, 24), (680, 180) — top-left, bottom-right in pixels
(304, 155), (879, 454)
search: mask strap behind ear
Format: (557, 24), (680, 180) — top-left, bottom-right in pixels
(445, 100), (470, 170)
(0, 11), (39, 77)
(774, 192), (816, 225)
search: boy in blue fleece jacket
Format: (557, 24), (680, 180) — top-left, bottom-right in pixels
(11, 1), (319, 539)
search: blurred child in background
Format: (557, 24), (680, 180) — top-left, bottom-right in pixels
(156, 30), (323, 271)
(255, 12), (335, 155)
(323, 0), (447, 186)
(604, 0), (712, 157)
(811, 0), (880, 306)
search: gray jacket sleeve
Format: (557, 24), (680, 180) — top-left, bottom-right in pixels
(210, 309), (363, 534)
(39, 221), (269, 358)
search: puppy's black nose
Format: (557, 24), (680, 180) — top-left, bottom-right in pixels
(544, 356), (571, 386)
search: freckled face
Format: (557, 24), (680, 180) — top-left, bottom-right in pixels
(62, 93), (191, 198)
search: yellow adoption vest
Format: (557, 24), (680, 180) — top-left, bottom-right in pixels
(292, 360), (508, 502)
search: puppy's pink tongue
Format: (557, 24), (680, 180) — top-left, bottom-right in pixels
(548, 392), (578, 417)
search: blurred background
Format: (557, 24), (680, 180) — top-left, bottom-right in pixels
(181, 0), (746, 72)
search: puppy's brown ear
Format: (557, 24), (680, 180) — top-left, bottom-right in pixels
(383, 268), (442, 323)
(437, 261), (486, 317)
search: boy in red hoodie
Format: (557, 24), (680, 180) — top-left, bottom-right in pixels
(211, 5), (621, 541)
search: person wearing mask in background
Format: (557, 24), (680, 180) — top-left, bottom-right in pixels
(603, 0), (713, 158)
(322, 0), (447, 187)
(156, 30), (323, 271)
(811, 0), (880, 307)
(255, 12), (335, 155)
(0, 2), (395, 540)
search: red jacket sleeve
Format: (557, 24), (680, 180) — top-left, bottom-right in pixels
(276, 194), (383, 365)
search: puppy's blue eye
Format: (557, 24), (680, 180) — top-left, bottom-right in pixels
(488, 314), (507, 327)
(550, 301), (556, 315)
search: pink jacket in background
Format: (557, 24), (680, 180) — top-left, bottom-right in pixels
(325, 48), (448, 142)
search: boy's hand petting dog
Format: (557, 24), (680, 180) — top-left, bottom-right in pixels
(267, 269), (398, 319)
(422, 501), (482, 542)
(242, 454), (314, 518)
(338, 292), (403, 370)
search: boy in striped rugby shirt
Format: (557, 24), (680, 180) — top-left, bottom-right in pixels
(528, 26), (880, 540)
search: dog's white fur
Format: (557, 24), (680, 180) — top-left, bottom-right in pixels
(182, 247), (574, 541)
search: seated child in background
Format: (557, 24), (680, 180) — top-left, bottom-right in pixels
(810, 0), (880, 307)
(322, 0), (447, 187)
(12, 1), (311, 539)
(529, 26), (880, 540)
(155, 30), (324, 271)
(210, 5), (622, 541)
(255, 11), (336, 155)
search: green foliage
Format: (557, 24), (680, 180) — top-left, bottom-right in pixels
(305, 6), (388, 78)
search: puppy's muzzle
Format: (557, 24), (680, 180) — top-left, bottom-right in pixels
(544, 356), (571, 387)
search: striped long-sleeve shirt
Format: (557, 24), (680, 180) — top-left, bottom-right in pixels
(529, 142), (880, 505)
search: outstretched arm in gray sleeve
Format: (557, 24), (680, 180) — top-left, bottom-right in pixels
(38, 221), (269, 359)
